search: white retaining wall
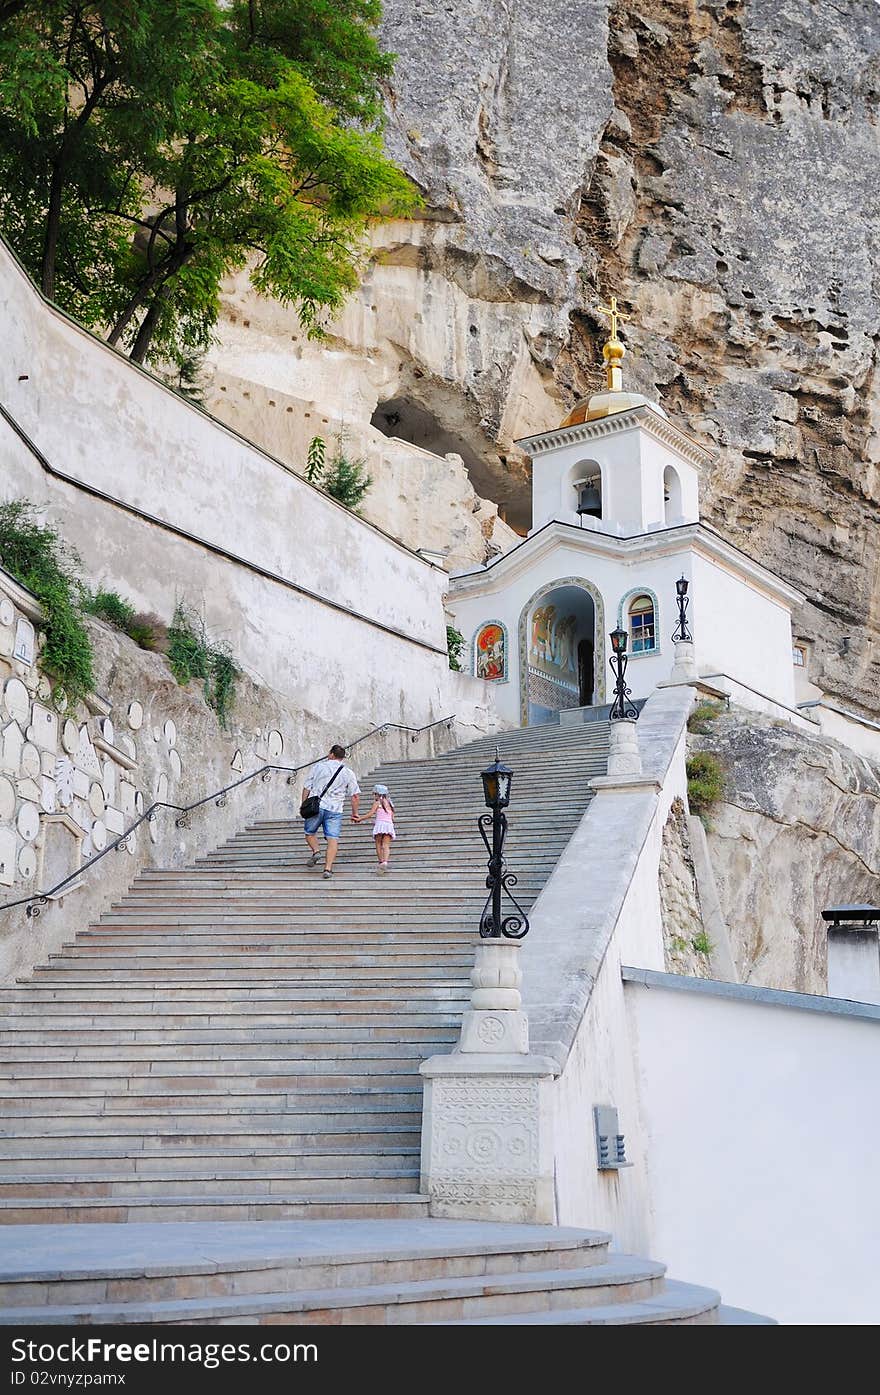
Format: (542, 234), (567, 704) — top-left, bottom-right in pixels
(624, 971), (880, 1325)
(0, 238), (466, 734)
(520, 684), (695, 1249)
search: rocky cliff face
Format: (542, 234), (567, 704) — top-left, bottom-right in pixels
(207, 0), (879, 709)
(693, 709), (880, 991)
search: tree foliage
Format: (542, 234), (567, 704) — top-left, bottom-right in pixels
(0, 2), (413, 367)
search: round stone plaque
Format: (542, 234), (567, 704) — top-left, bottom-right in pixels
(3, 678), (29, 723)
(18, 845), (36, 880)
(17, 803), (39, 842)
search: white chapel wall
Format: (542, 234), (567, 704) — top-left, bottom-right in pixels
(691, 552), (797, 708)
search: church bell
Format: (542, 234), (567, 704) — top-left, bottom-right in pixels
(576, 480), (602, 518)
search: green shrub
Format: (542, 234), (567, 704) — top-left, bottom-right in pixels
(686, 751), (726, 813)
(85, 590), (165, 651)
(692, 930), (713, 956)
(167, 604), (239, 728)
(0, 500), (94, 709)
(322, 447), (372, 511)
(447, 625), (465, 672)
(688, 699), (724, 734)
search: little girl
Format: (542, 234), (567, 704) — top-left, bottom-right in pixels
(364, 783), (396, 872)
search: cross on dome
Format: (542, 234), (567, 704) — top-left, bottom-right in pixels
(559, 292), (664, 426)
(598, 295), (625, 341)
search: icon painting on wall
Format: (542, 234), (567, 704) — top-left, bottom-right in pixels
(529, 607), (578, 678)
(475, 623), (506, 681)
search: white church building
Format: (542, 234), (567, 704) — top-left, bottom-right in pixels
(447, 303), (805, 726)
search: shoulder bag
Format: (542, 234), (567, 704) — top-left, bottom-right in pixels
(300, 762), (345, 820)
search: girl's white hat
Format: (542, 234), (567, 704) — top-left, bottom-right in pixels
(373, 783), (389, 795)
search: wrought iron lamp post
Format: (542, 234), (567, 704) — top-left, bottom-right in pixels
(609, 626), (638, 722)
(672, 575), (692, 643)
(478, 749), (529, 939)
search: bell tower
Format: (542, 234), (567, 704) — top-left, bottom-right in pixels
(519, 299), (708, 536)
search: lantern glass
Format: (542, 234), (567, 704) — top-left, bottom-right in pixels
(481, 758), (512, 809)
(610, 626), (627, 655)
(676, 575), (689, 597)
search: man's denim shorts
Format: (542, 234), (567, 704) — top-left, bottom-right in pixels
(304, 807), (343, 840)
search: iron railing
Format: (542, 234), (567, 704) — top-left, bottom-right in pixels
(0, 716), (455, 918)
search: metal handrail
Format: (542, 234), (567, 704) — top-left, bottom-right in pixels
(1, 715), (455, 918)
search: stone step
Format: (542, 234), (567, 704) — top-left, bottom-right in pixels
(0, 1220), (610, 1309)
(0, 1060), (428, 1083)
(0, 1143), (421, 1174)
(0, 1071), (423, 1093)
(0, 1009), (463, 1030)
(26, 966), (471, 983)
(73, 934), (475, 949)
(0, 1024), (459, 1046)
(0, 988), (469, 1007)
(0, 1194), (431, 1224)
(0, 1170), (421, 1198)
(718, 1305), (779, 1325)
(437, 1279), (721, 1326)
(0, 1256), (665, 1325)
(48, 950), (475, 967)
(0, 1116), (420, 1141)
(0, 1088), (421, 1121)
(0, 1037), (455, 1063)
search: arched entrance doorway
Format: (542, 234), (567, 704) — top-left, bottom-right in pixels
(518, 578), (606, 726)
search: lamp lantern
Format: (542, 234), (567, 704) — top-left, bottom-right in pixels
(477, 748), (528, 940)
(480, 751), (513, 811)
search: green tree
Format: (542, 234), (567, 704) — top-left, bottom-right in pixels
(0, 2), (413, 367)
(322, 444), (372, 510)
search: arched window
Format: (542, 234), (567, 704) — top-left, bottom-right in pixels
(663, 465), (682, 526)
(628, 594), (656, 653)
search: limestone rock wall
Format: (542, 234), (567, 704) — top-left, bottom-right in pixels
(659, 796), (712, 977)
(692, 708), (880, 991)
(207, 0), (879, 712)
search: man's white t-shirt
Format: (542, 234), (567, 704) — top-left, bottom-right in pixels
(306, 759), (359, 814)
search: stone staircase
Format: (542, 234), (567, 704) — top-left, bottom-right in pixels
(0, 717), (773, 1324)
(0, 721), (610, 1227)
(0, 1218), (745, 1325)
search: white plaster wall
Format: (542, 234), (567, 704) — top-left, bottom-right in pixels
(626, 980), (880, 1325)
(811, 703), (880, 762)
(692, 552), (796, 708)
(517, 685), (694, 1249)
(0, 241), (506, 752)
(0, 241), (455, 708)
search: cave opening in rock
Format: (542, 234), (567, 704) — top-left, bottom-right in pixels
(370, 395), (527, 531)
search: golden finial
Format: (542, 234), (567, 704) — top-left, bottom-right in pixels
(598, 294), (626, 392)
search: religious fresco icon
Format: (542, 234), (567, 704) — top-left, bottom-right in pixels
(475, 622), (507, 681)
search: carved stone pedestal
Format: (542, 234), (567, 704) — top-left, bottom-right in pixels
(420, 938), (556, 1222)
(668, 638), (698, 684)
(605, 718), (642, 776)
